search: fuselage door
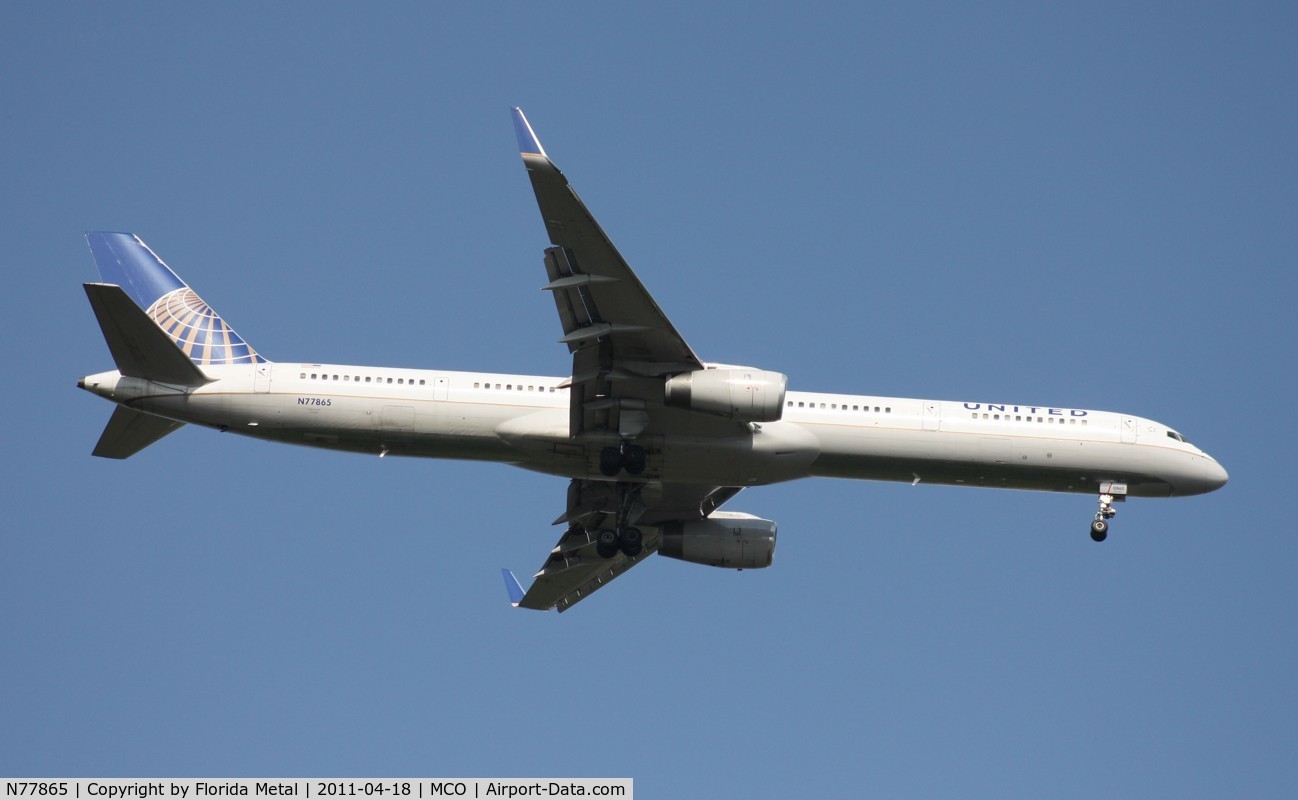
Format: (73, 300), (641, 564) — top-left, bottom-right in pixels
(922, 401), (940, 431)
(254, 363), (272, 394)
(434, 376), (449, 401)
(1121, 416), (1137, 444)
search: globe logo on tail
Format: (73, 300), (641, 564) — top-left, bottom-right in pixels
(147, 288), (262, 365)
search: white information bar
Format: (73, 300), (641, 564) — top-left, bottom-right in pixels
(0, 781), (631, 800)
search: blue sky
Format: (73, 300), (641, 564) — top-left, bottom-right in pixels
(3, 3), (1296, 796)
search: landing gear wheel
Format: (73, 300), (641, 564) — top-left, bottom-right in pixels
(1090, 519), (1108, 542)
(622, 445), (647, 476)
(596, 529), (620, 559)
(598, 447), (622, 477)
(619, 526), (643, 557)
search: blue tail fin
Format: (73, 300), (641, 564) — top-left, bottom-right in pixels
(84, 232), (265, 366)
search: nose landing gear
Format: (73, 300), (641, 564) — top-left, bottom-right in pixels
(1090, 481), (1127, 542)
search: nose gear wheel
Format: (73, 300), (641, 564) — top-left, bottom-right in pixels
(1089, 481), (1126, 542)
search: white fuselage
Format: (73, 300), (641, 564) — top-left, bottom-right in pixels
(79, 362), (1229, 499)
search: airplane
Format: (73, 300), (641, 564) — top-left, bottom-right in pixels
(76, 107), (1228, 612)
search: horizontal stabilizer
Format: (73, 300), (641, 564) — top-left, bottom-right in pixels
(84, 283), (211, 386)
(93, 406), (185, 459)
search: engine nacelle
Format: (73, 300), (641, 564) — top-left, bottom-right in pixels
(663, 368), (787, 423)
(659, 512), (778, 569)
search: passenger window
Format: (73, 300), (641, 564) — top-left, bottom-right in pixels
(300, 372), (306, 379)
(387, 378), (393, 384)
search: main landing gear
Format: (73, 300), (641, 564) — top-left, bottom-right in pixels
(595, 525), (643, 559)
(1090, 481), (1127, 542)
(599, 440), (647, 477)
(591, 480), (645, 560)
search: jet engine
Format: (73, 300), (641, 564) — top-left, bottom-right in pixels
(663, 368), (787, 423)
(658, 512), (778, 569)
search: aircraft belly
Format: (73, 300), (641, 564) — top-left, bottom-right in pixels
(193, 393), (522, 461)
(662, 421), (820, 485)
(494, 410), (821, 485)
(807, 426), (1174, 496)
(134, 390), (227, 428)
(370, 398), (521, 460)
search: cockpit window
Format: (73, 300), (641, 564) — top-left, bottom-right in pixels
(1167, 430), (1191, 445)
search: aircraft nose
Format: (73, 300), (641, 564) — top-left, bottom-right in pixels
(1204, 458), (1229, 492)
(1178, 456), (1228, 496)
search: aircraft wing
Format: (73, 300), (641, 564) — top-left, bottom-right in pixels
(512, 107), (719, 439)
(511, 480), (743, 612)
(509, 109), (751, 611)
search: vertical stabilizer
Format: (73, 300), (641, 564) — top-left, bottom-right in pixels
(84, 232), (266, 366)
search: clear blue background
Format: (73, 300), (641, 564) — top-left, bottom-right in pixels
(3, 3), (1295, 796)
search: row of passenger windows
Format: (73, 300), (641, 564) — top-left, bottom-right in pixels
(301, 372), (428, 386)
(473, 382), (564, 393)
(789, 400), (892, 413)
(297, 374), (569, 393)
(973, 412), (1088, 426)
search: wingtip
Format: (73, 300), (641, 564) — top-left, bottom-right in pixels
(501, 568), (526, 608)
(511, 107), (547, 157)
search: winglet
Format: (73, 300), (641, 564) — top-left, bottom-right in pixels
(512, 107), (547, 157)
(501, 568), (527, 608)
